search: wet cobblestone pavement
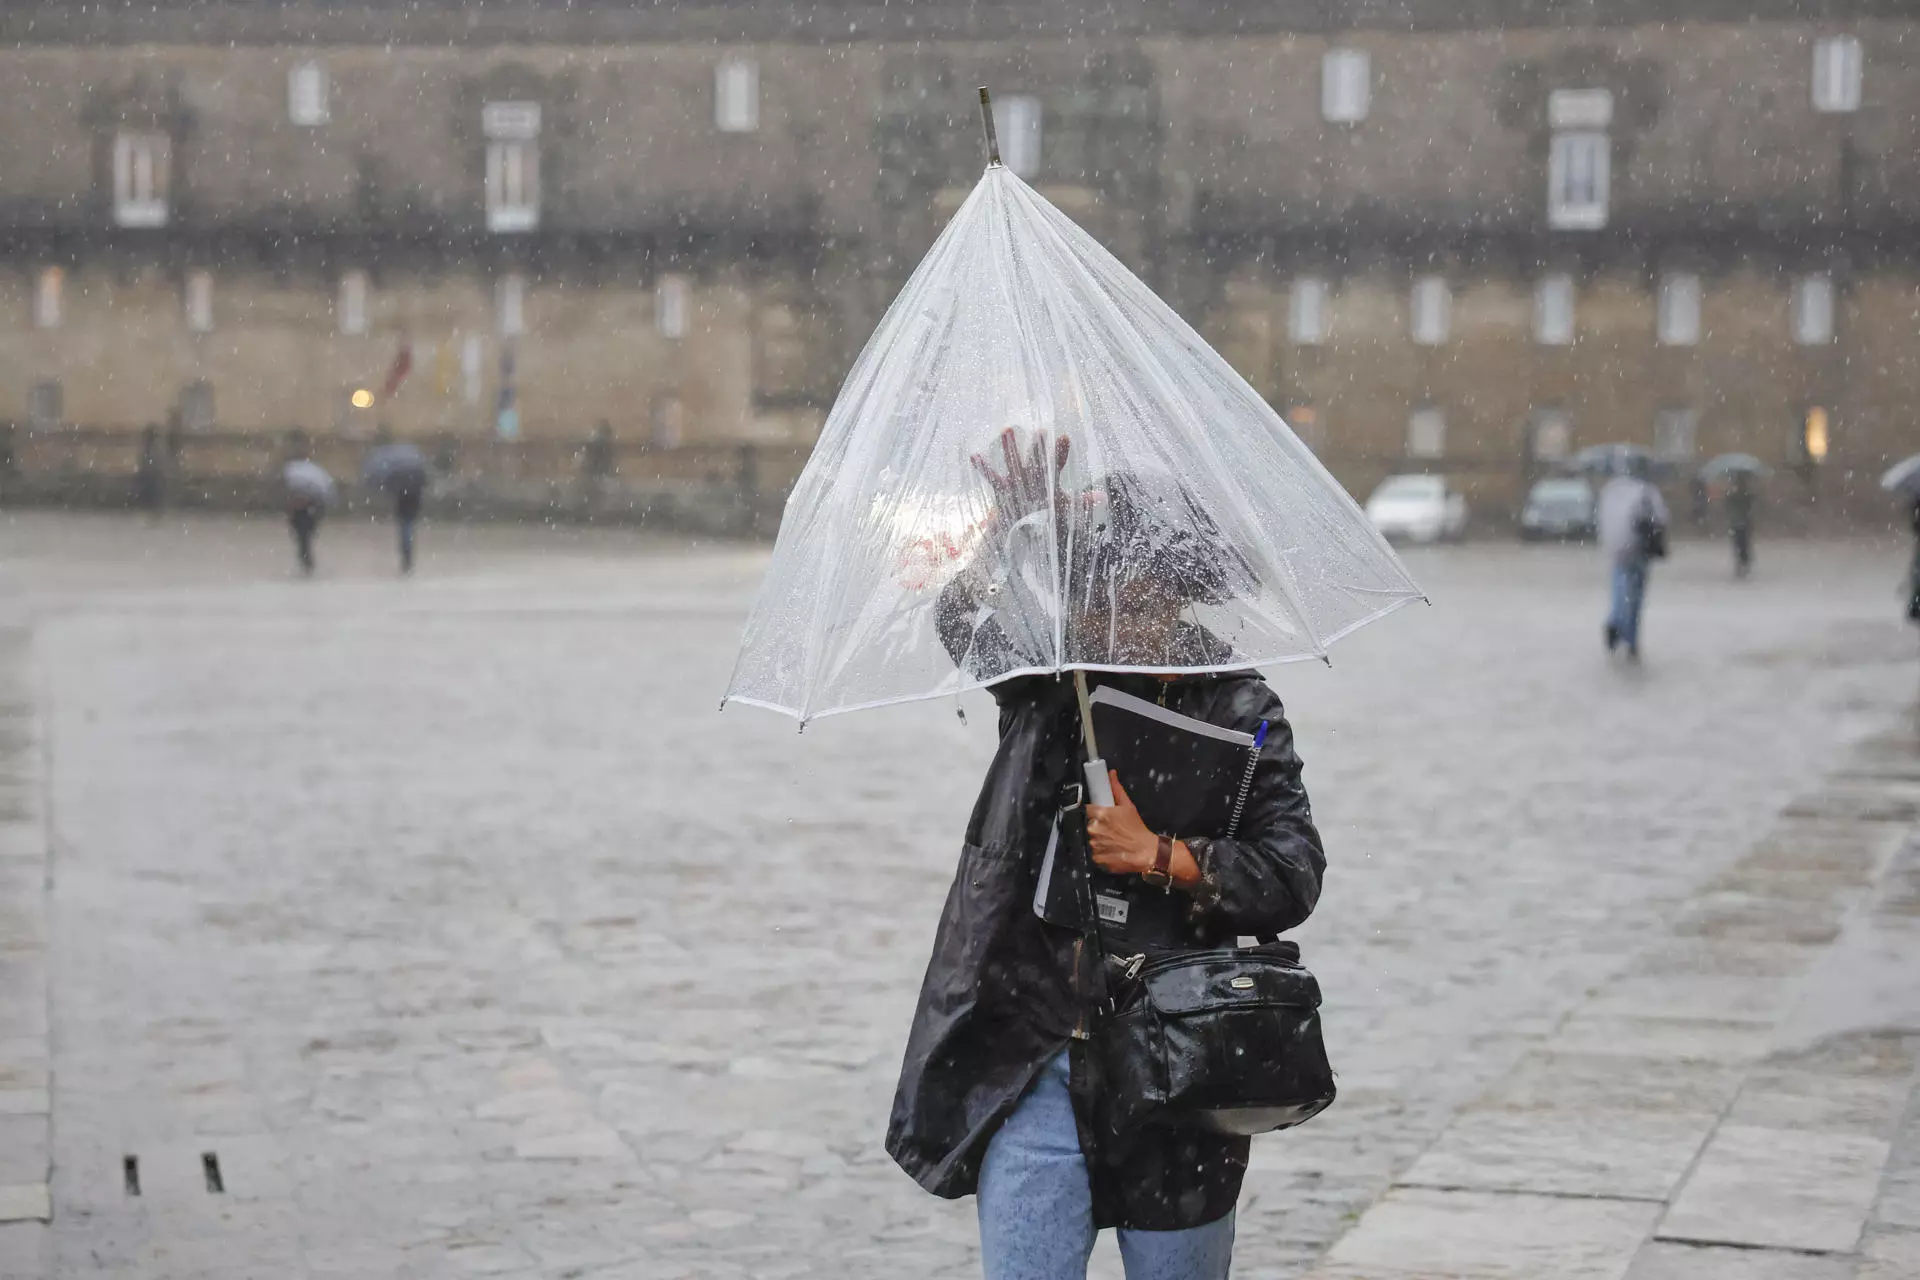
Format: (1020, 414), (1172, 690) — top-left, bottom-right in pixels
(1, 511), (1917, 1278)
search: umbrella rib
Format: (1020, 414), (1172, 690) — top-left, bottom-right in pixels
(1010, 180), (1339, 659)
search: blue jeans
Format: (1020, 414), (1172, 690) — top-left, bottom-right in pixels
(978, 1052), (1235, 1280)
(397, 515), (417, 572)
(1609, 560), (1648, 651)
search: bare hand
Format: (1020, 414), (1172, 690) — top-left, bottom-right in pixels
(1085, 771), (1158, 876)
(970, 427), (1072, 538)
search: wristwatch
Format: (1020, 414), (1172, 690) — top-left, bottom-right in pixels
(1142, 834), (1174, 890)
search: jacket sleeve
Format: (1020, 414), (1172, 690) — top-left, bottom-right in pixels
(1182, 690), (1325, 939)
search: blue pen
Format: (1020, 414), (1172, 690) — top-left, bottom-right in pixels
(1253, 720), (1269, 749)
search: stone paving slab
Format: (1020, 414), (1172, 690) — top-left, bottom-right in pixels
(1622, 1241), (1854, 1280)
(1398, 1051), (1740, 1201)
(1656, 1123), (1892, 1254)
(1855, 1227), (1920, 1279)
(1313, 1187), (1660, 1280)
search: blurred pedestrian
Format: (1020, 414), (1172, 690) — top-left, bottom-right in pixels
(1598, 456), (1669, 660)
(363, 427), (429, 575)
(579, 420), (615, 513)
(394, 470), (423, 574)
(282, 450), (335, 577)
(1907, 499), (1920, 627)
(1727, 472), (1756, 579)
(133, 422), (165, 520)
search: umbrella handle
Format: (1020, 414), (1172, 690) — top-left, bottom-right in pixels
(1083, 760), (1114, 808)
(1074, 671), (1115, 806)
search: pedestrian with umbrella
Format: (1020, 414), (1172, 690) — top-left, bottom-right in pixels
(1883, 453), (1920, 625)
(1700, 454), (1769, 579)
(361, 431), (429, 574)
(724, 92), (1423, 1279)
(281, 450), (336, 577)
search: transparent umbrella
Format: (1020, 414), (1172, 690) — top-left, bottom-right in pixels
(725, 98), (1423, 726)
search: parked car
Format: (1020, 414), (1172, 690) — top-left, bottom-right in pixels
(1519, 476), (1598, 541)
(1364, 474), (1469, 543)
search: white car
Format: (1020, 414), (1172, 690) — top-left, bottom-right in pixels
(1364, 474), (1469, 543)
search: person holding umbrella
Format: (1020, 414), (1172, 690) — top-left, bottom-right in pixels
(281, 445), (336, 576)
(873, 430), (1324, 1279)
(724, 111), (1424, 1278)
(1700, 455), (1768, 579)
(362, 428), (430, 574)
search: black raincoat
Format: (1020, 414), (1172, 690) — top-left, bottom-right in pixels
(885, 584), (1326, 1230)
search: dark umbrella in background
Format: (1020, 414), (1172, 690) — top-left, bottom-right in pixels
(361, 442), (429, 494)
(282, 458), (338, 507)
(1881, 453), (1920, 500)
(1567, 442), (1673, 479)
(1699, 453), (1771, 481)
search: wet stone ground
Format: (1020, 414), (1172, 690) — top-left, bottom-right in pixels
(0, 511), (1917, 1279)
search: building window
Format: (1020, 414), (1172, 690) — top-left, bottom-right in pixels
(656, 273), (691, 339)
(1529, 408), (1572, 462)
(27, 379), (62, 430)
(179, 379), (215, 431)
(1546, 89), (1612, 231)
(496, 273), (525, 337)
(460, 334), (483, 405)
(1534, 273), (1575, 345)
(1802, 405), (1831, 464)
(34, 267), (63, 329)
(337, 269), (368, 336)
(289, 62), (330, 126)
(1812, 36), (1863, 113)
(1657, 272), (1701, 346)
(112, 132), (169, 228)
(1322, 48), (1370, 123)
(483, 102), (541, 233)
(999, 95), (1042, 177)
(650, 394), (685, 450)
(184, 269), (214, 333)
(1289, 277), (1328, 345)
(1407, 406), (1446, 458)
(715, 58), (760, 132)
(1791, 273), (1835, 345)
(1654, 408), (1697, 461)
(1410, 276), (1450, 346)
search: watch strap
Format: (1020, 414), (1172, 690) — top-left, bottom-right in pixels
(1144, 834), (1174, 890)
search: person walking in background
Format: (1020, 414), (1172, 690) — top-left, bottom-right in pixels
(1907, 499), (1920, 627)
(1728, 471), (1756, 579)
(363, 428), (430, 575)
(1598, 456), (1669, 660)
(393, 470), (423, 573)
(133, 422), (165, 521)
(282, 460), (334, 579)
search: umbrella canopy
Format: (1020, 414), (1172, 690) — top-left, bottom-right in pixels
(361, 442), (429, 493)
(1882, 454), (1920, 499)
(282, 458), (337, 506)
(1566, 443), (1668, 478)
(724, 164), (1423, 725)
(1699, 453), (1771, 480)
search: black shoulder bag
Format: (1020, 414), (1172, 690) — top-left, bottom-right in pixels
(1077, 736), (1337, 1137)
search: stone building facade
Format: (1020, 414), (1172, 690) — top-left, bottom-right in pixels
(0, 1), (1914, 522)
